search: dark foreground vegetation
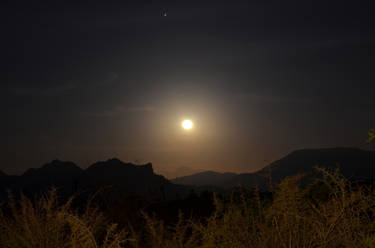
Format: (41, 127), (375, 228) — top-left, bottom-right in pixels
(1, 168), (375, 248)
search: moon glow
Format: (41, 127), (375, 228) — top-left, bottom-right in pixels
(182, 119), (193, 130)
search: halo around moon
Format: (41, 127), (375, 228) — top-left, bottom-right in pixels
(181, 119), (193, 130)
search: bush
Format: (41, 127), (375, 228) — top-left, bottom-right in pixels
(0, 189), (132, 248)
(2, 168), (375, 247)
(141, 168), (375, 248)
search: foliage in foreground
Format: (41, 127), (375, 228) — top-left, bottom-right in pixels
(0, 189), (132, 248)
(2, 168), (375, 248)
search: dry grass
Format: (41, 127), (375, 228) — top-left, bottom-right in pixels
(0, 189), (132, 248)
(1, 168), (375, 247)
(140, 168), (375, 248)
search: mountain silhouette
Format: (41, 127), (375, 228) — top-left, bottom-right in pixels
(155, 165), (203, 179)
(172, 148), (375, 189)
(21, 160), (83, 183)
(79, 158), (180, 198)
(0, 158), (189, 200)
(172, 171), (237, 187)
(256, 147), (375, 182)
(18, 160), (83, 195)
(1, 148), (375, 198)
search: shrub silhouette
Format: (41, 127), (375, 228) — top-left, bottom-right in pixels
(0, 189), (132, 248)
(368, 128), (375, 143)
(140, 168), (375, 247)
(2, 168), (375, 247)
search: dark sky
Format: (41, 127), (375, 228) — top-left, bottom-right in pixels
(1, 0), (375, 176)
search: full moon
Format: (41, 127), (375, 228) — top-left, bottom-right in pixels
(182, 119), (193, 130)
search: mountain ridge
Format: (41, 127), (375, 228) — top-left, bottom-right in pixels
(1, 147), (375, 198)
(172, 171), (237, 187)
(172, 147), (375, 189)
(0, 158), (189, 200)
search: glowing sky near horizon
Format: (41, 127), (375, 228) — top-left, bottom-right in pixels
(1, 0), (375, 175)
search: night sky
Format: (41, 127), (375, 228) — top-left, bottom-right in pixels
(2, 0), (375, 176)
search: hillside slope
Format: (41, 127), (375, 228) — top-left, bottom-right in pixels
(172, 148), (375, 189)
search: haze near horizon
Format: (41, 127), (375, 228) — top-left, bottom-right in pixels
(1, 0), (375, 175)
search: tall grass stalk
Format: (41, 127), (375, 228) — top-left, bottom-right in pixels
(2, 168), (375, 247)
(0, 189), (131, 248)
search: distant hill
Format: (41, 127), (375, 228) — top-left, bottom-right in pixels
(256, 147), (375, 183)
(0, 158), (190, 200)
(155, 165), (204, 179)
(20, 160), (83, 184)
(11, 160), (83, 196)
(172, 148), (375, 189)
(172, 171), (237, 187)
(2, 148), (375, 198)
(79, 158), (187, 199)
